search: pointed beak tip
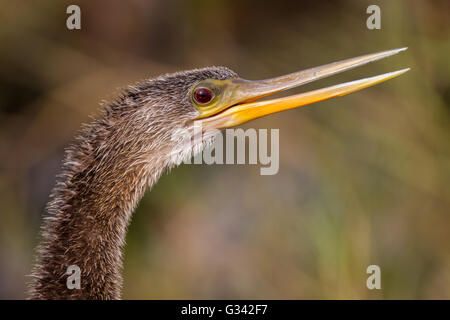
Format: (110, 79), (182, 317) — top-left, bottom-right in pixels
(396, 67), (411, 76)
(200, 49), (410, 129)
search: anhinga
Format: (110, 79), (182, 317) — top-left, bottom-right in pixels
(28, 48), (408, 299)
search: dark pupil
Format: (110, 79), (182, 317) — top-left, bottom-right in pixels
(194, 88), (213, 104)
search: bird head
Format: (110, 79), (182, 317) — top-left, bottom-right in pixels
(105, 48), (408, 172)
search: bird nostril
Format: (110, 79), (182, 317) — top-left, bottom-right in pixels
(194, 87), (213, 104)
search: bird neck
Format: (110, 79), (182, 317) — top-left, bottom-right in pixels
(29, 117), (167, 299)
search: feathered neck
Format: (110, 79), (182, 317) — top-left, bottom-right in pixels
(28, 107), (171, 299)
(28, 67), (237, 299)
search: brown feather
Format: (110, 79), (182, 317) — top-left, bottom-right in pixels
(28, 67), (238, 299)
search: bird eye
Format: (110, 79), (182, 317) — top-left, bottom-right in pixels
(193, 87), (214, 104)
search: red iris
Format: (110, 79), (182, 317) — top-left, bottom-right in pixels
(194, 87), (213, 104)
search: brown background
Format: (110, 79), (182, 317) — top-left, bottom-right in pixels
(0, 0), (449, 299)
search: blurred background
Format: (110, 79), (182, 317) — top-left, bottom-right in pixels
(0, 0), (449, 299)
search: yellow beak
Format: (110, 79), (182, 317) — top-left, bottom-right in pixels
(199, 48), (409, 129)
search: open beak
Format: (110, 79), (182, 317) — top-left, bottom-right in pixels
(199, 48), (409, 129)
